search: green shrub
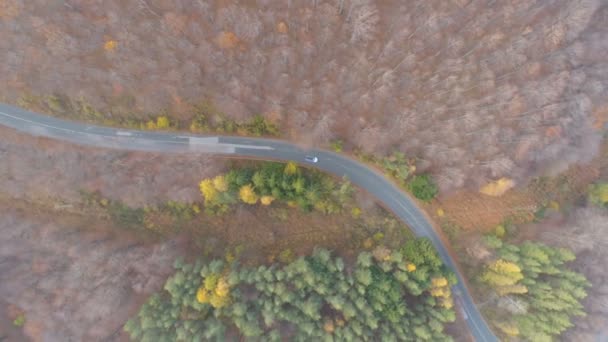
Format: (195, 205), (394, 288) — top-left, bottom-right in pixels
(330, 139), (344, 152)
(407, 174), (438, 201)
(107, 201), (145, 228)
(13, 314), (25, 327)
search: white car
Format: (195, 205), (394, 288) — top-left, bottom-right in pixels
(304, 155), (319, 163)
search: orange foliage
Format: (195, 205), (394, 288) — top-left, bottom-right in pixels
(276, 21), (289, 34)
(479, 178), (515, 197)
(104, 40), (117, 51)
(0, 0), (21, 19)
(215, 31), (239, 49)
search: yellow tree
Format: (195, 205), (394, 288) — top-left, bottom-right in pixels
(481, 259), (524, 288)
(209, 293), (230, 308)
(431, 277), (448, 287)
(215, 277), (230, 297)
(198, 274), (231, 308)
(260, 195), (275, 206)
(199, 179), (218, 203)
(156, 116), (170, 129)
(239, 184), (259, 204)
(213, 175), (228, 192)
(196, 287), (210, 303)
(480, 178), (515, 197)
(430, 276), (453, 308)
(284, 161), (298, 175)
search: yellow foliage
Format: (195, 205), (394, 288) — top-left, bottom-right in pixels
(496, 284), (528, 296)
(190, 121), (201, 132)
(482, 259), (524, 287)
(496, 321), (520, 336)
(199, 179), (218, 202)
(436, 208), (445, 217)
(495, 225), (506, 238)
(372, 246), (391, 262)
(479, 178), (515, 197)
(549, 201), (560, 211)
(104, 39), (117, 51)
(490, 259), (522, 274)
(432, 277), (448, 288)
(430, 287), (445, 297)
(239, 184), (259, 204)
(284, 161), (298, 175)
(260, 195), (275, 206)
(406, 263), (416, 272)
(146, 120), (157, 130)
(196, 287), (209, 303)
(192, 204), (201, 214)
(323, 320), (335, 333)
(441, 297), (454, 309)
(214, 277), (230, 297)
(213, 175), (228, 192)
(286, 200), (297, 208)
(204, 273), (219, 291)
(200, 274), (233, 308)
(225, 251), (235, 263)
(209, 293), (230, 308)
(156, 116), (170, 129)
(215, 31), (239, 49)
(351, 207), (362, 218)
(362, 238), (374, 249)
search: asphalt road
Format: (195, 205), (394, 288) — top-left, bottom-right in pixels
(0, 103), (498, 342)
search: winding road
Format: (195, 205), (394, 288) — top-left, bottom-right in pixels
(0, 103), (498, 342)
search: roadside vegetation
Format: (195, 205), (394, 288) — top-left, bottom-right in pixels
(125, 238), (457, 341)
(199, 161), (355, 215)
(16, 94), (279, 137)
(355, 150), (438, 201)
(19, 92), (440, 204)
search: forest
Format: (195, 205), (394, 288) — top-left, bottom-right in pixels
(125, 238), (458, 341)
(199, 161), (354, 214)
(1, 0), (606, 192)
(0, 0), (607, 340)
(479, 236), (589, 340)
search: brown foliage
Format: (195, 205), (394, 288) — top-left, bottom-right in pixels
(215, 31), (240, 49)
(1, 0), (606, 192)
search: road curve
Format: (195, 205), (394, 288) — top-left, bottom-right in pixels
(0, 103), (498, 342)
